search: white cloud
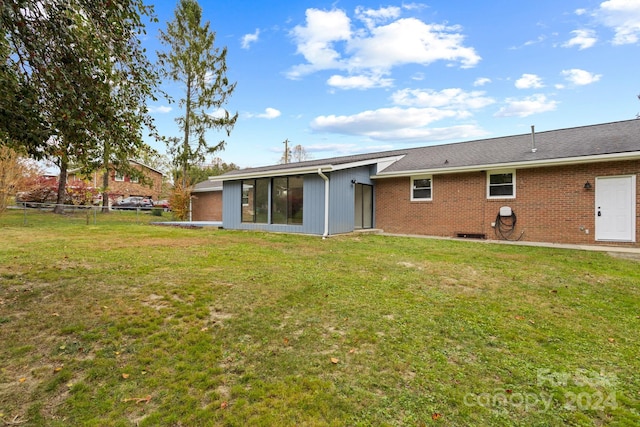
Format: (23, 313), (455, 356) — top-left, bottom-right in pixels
(473, 77), (491, 87)
(494, 94), (558, 118)
(327, 74), (393, 90)
(304, 143), (363, 154)
(287, 9), (351, 79)
(563, 29), (598, 49)
(306, 84), (496, 142)
(287, 8), (480, 84)
(349, 18), (480, 70)
(355, 5), (401, 29)
(391, 88), (495, 110)
(515, 73), (544, 89)
(209, 108), (228, 119)
(310, 107), (488, 141)
(247, 107), (281, 119)
(148, 105), (172, 113)
(575, 8), (588, 16)
(509, 35), (546, 50)
(596, 0), (640, 44)
(561, 68), (602, 85)
(241, 29), (260, 49)
(312, 107), (458, 133)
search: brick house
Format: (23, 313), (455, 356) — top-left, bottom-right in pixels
(68, 160), (163, 202)
(212, 119), (640, 246)
(191, 179), (222, 221)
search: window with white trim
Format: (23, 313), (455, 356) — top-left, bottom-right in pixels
(411, 176), (432, 201)
(487, 170), (515, 198)
(114, 172), (124, 182)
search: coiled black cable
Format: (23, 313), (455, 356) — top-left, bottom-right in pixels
(495, 211), (524, 241)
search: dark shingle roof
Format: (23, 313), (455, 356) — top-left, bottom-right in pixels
(381, 119), (640, 174)
(192, 179), (223, 192)
(220, 119), (640, 179)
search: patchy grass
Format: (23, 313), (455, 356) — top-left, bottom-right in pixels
(0, 210), (639, 426)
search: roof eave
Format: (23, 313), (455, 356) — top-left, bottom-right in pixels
(192, 187), (222, 193)
(372, 151), (640, 179)
(218, 155), (407, 181)
(219, 165), (335, 181)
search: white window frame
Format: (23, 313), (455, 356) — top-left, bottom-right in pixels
(114, 172), (125, 182)
(411, 175), (433, 201)
(130, 175), (139, 183)
(487, 169), (516, 199)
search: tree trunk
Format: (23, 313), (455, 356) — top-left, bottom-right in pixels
(101, 140), (110, 213)
(182, 74), (191, 189)
(53, 157), (68, 214)
(101, 169), (110, 213)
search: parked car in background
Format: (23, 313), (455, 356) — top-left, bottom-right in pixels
(154, 199), (171, 212)
(112, 196), (154, 210)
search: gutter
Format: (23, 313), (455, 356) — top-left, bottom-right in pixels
(219, 165), (334, 181)
(317, 168), (330, 239)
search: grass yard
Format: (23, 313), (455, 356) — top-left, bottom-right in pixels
(0, 210), (639, 426)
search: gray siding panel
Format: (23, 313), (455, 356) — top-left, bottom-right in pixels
(222, 181), (241, 229)
(222, 166), (374, 235)
(302, 174), (326, 235)
(222, 174), (325, 235)
(328, 166), (374, 234)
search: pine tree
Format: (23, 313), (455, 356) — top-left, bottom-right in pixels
(157, 0), (238, 189)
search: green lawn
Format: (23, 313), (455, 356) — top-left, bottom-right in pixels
(1, 210), (639, 426)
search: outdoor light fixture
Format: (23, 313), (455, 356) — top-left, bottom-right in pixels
(351, 179), (357, 184)
(584, 181), (592, 190)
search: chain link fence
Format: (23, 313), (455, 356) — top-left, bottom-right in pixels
(5, 202), (172, 226)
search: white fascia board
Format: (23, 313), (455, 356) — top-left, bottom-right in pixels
(329, 155), (406, 172)
(218, 165), (334, 181)
(218, 155), (407, 181)
(371, 152), (640, 179)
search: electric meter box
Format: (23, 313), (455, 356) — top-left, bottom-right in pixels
(499, 206), (512, 217)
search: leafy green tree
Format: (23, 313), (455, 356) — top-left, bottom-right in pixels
(172, 158), (239, 185)
(1, 1), (160, 213)
(158, 0), (238, 189)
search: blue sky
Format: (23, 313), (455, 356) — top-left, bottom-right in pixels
(144, 0), (640, 168)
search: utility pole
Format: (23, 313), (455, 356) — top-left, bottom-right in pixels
(283, 139), (290, 164)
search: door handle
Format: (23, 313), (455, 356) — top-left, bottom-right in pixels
(597, 211), (602, 217)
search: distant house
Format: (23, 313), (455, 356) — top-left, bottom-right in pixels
(68, 160), (163, 202)
(191, 179), (222, 221)
(210, 119), (639, 246)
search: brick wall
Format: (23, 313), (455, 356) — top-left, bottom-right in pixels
(375, 160), (640, 246)
(68, 164), (163, 201)
(109, 166), (163, 200)
(191, 191), (222, 221)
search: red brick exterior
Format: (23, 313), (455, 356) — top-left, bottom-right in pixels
(68, 163), (163, 201)
(375, 160), (640, 246)
(191, 191), (222, 221)
(108, 167), (163, 200)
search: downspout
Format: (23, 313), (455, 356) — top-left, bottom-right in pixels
(317, 168), (329, 238)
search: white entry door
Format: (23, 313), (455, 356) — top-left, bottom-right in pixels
(595, 176), (636, 242)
